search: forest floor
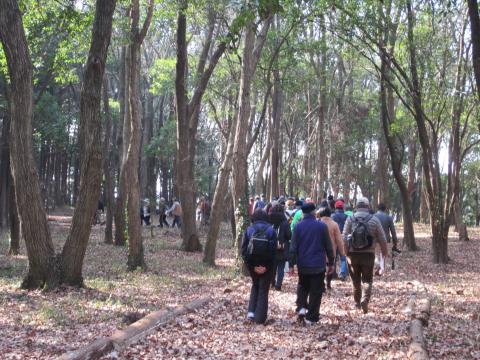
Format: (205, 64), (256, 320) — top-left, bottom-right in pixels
(0, 214), (479, 359)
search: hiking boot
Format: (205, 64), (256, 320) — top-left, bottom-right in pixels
(274, 285), (282, 291)
(355, 302), (361, 309)
(297, 308), (306, 323)
(360, 283), (372, 313)
(361, 301), (369, 314)
(392, 246), (402, 254)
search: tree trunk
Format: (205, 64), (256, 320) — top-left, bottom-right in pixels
(142, 92), (156, 201)
(255, 119), (271, 196)
(0, 0), (56, 289)
(103, 76), (114, 244)
(8, 168), (20, 255)
(376, 135), (389, 207)
(269, 18), (282, 198)
(175, 2), (228, 252)
(379, 1), (416, 250)
(61, 0), (116, 286)
(124, 0), (153, 270)
(232, 17), (272, 212)
(203, 112), (237, 265)
(114, 46), (128, 246)
(0, 100), (9, 228)
(468, 0), (480, 103)
(406, 0), (447, 262)
(175, 0), (201, 252)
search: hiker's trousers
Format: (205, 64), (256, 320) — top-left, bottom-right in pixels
(296, 272), (325, 322)
(248, 267), (273, 324)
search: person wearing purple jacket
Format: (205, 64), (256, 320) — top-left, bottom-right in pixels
(241, 209), (277, 324)
(289, 202), (334, 325)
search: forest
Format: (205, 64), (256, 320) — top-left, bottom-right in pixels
(0, 0), (479, 359)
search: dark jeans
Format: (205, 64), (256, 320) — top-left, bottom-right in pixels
(142, 216), (151, 226)
(296, 272), (325, 322)
(172, 215), (181, 228)
(271, 260), (286, 288)
(248, 267), (273, 324)
(159, 214), (169, 228)
(347, 252), (375, 305)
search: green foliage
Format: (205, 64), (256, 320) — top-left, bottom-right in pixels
(146, 118), (176, 161)
(33, 92), (70, 148)
(149, 58), (176, 95)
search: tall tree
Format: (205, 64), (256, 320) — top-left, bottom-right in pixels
(378, 0), (416, 250)
(60, 0), (116, 285)
(103, 76), (115, 244)
(123, 0), (154, 270)
(468, 0), (480, 104)
(0, 0), (56, 289)
(175, 2), (235, 251)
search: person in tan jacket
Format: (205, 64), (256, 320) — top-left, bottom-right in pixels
(316, 206), (346, 289)
(167, 197), (182, 228)
(342, 197), (388, 314)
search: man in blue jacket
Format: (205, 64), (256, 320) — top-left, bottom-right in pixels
(289, 202), (334, 325)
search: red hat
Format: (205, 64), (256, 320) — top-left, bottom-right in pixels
(335, 200), (344, 209)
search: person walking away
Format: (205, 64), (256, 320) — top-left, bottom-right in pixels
(374, 203), (401, 275)
(269, 203), (292, 291)
(289, 202), (334, 325)
(327, 195), (336, 212)
(241, 209), (277, 324)
(343, 197), (388, 314)
(158, 197), (169, 228)
(290, 200), (304, 231)
(167, 197), (182, 228)
(254, 195), (266, 210)
(317, 206), (346, 289)
(248, 197), (255, 216)
(331, 200), (348, 279)
(142, 199), (151, 226)
(374, 203), (401, 254)
(344, 204), (353, 217)
(332, 200), (347, 232)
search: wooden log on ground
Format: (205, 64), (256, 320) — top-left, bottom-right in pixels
(407, 297), (431, 360)
(408, 319), (429, 360)
(59, 296), (211, 360)
(416, 298), (431, 326)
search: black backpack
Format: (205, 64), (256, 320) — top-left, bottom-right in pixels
(247, 225), (275, 260)
(349, 214), (373, 251)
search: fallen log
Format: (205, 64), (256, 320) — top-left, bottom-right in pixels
(59, 296), (211, 360)
(407, 297), (431, 360)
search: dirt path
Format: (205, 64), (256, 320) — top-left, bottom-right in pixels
(104, 227), (480, 360)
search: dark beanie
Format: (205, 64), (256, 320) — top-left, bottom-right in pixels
(301, 203), (316, 213)
(295, 200), (303, 207)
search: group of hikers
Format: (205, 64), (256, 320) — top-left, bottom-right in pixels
(139, 197), (183, 228)
(242, 194), (401, 325)
(139, 195), (211, 228)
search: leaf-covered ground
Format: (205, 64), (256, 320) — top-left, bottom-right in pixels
(0, 218), (479, 359)
(0, 212), (235, 359)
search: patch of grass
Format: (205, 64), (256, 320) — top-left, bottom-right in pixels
(37, 303), (71, 326)
(86, 277), (117, 292)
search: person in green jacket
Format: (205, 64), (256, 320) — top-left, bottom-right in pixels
(344, 204), (353, 217)
(290, 200), (304, 232)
